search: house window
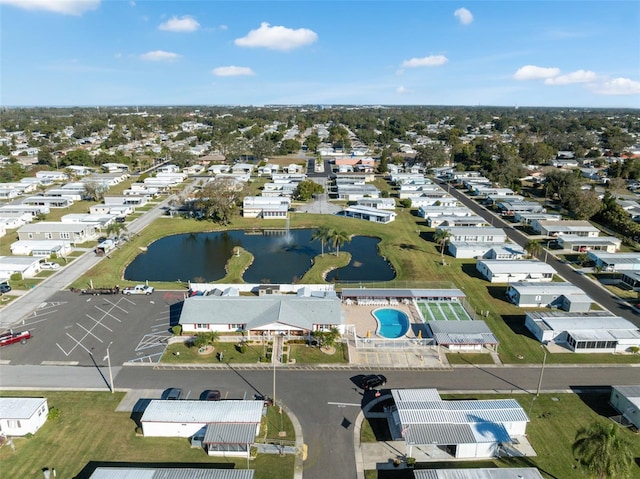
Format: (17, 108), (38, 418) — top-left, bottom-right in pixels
(28, 233), (33, 239)
(196, 324), (209, 329)
(7, 420), (20, 428)
(535, 295), (542, 301)
(229, 324), (244, 330)
(45, 233), (53, 239)
(60, 233), (70, 239)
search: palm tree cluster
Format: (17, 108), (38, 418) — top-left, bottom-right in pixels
(311, 226), (351, 256)
(433, 229), (451, 264)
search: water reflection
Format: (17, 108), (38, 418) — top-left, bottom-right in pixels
(124, 229), (396, 284)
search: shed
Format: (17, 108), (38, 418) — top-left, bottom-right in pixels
(0, 397), (48, 436)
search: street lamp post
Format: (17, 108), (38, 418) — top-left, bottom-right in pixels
(104, 341), (114, 394)
(535, 345), (548, 397)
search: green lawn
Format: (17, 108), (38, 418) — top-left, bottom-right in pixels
(362, 391), (640, 479)
(289, 343), (349, 364)
(0, 391), (294, 479)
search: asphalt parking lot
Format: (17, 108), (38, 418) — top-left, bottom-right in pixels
(0, 290), (186, 367)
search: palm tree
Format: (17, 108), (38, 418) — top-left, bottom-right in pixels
(433, 229), (451, 263)
(524, 239), (543, 259)
(329, 229), (350, 256)
(311, 226), (332, 257)
(572, 421), (634, 479)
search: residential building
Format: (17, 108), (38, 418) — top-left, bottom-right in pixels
(556, 235), (621, 253)
(340, 205), (396, 224)
(525, 311), (640, 353)
(17, 222), (97, 244)
(530, 220), (600, 237)
(610, 386), (640, 429)
(242, 196), (290, 219)
(0, 397), (48, 436)
(507, 282), (592, 312)
(476, 260), (556, 283)
(588, 252), (640, 272)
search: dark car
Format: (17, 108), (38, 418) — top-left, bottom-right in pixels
(0, 284), (11, 294)
(362, 374), (387, 391)
(204, 390), (221, 401)
(165, 388), (183, 400)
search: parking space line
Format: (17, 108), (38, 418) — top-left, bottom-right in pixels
(76, 322), (104, 342)
(64, 332), (93, 355)
(101, 298), (129, 314)
(85, 314), (114, 332)
(94, 306), (124, 322)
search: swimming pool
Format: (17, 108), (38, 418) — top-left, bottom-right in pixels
(373, 308), (410, 339)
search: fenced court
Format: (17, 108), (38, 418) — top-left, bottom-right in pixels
(418, 300), (473, 322)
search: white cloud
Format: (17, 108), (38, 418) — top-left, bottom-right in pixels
(140, 50), (181, 62)
(212, 66), (255, 77)
(544, 70), (597, 85)
(235, 22), (318, 51)
(158, 15), (200, 32)
(114, 52), (122, 59)
(396, 86), (411, 94)
(0, 0), (100, 15)
(454, 7), (473, 25)
(592, 77), (640, 96)
(401, 55), (448, 68)
(513, 65), (560, 80)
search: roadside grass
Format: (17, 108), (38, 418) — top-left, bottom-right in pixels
(445, 353), (496, 365)
(163, 341), (266, 364)
(289, 343), (349, 363)
(0, 391), (294, 479)
(362, 391), (640, 479)
(66, 206), (640, 365)
(262, 405), (295, 441)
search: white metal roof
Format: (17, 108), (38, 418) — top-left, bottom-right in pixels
(0, 397), (46, 419)
(89, 468), (254, 479)
(478, 260), (556, 275)
(141, 400), (263, 424)
(414, 468), (543, 479)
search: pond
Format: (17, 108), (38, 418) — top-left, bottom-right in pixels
(124, 228), (396, 284)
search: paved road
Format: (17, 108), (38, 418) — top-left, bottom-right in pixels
(439, 180), (640, 328)
(2, 363), (639, 479)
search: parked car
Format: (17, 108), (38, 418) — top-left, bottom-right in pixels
(164, 388), (183, 400)
(0, 284), (11, 294)
(204, 390), (221, 401)
(122, 284), (154, 295)
(0, 329), (31, 347)
(361, 374), (387, 391)
(40, 262), (60, 270)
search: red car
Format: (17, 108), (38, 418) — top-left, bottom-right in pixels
(0, 330), (31, 347)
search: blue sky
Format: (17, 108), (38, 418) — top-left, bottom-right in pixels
(1, 0), (639, 108)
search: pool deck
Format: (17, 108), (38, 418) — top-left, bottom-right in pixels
(342, 302), (427, 339)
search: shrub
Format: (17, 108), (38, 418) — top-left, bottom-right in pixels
(236, 342), (247, 354)
(281, 354), (288, 363)
(171, 325), (182, 336)
(48, 406), (61, 421)
(10, 273), (21, 281)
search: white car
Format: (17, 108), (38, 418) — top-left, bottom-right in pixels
(122, 284), (154, 295)
(40, 262), (60, 270)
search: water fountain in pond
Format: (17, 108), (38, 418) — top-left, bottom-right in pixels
(283, 216), (294, 247)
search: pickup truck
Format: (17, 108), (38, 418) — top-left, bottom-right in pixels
(0, 330), (31, 347)
(122, 284), (154, 295)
